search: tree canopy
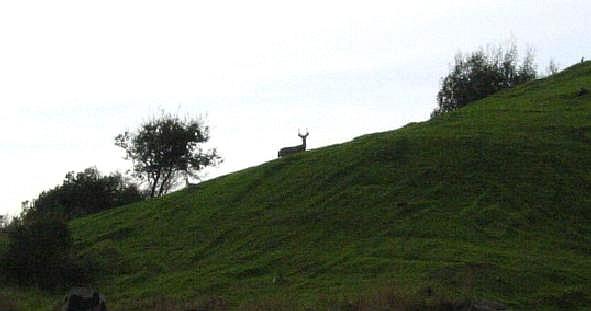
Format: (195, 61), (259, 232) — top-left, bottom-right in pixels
(433, 43), (537, 117)
(23, 167), (142, 222)
(115, 113), (220, 198)
(1, 218), (89, 290)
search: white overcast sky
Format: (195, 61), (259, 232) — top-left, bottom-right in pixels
(1, 1), (590, 216)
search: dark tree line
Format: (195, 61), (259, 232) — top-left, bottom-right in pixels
(23, 167), (143, 222)
(433, 43), (537, 117)
(2, 169), (142, 290)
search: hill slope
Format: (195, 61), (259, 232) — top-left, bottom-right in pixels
(21, 62), (591, 309)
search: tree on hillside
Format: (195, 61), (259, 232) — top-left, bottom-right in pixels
(1, 218), (90, 289)
(433, 42), (537, 117)
(545, 59), (560, 76)
(115, 113), (220, 198)
(24, 167), (143, 222)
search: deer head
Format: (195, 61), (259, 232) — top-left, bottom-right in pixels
(298, 129), (309, 147)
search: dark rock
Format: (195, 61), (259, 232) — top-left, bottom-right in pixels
(62, 287), (106, 311)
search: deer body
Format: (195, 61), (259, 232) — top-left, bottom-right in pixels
(184, 176), (200, 189)
(278, 131), (308, 157)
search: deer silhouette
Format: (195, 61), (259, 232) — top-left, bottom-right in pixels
(278, 130), (309, 157)
(184, 176), (200, 189)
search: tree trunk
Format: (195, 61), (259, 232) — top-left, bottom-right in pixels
(150, 171), (161, 198)
(158, 168), (174, 197)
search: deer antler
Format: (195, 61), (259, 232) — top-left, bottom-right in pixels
(298, 128), (309, 138)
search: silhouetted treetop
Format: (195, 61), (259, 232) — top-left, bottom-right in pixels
(433, 42), (537, 117)
(24, 167), (142, 222)
(115, 112), (220, 198)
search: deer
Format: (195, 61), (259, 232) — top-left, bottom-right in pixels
(184, 176), (200, 189)
(278, 130), (309, 157)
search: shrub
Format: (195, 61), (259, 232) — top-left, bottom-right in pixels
(24, 167), (143, 222)
(1, 218), (91, 290)
(435, 42), (537, 115)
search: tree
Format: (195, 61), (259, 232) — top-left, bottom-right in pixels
(1, 218), (89, 289)
(434, 42), (538, 116)
(115, 113), (220, 198)
(24, 167), (143, 222)
(516, 47), (537, 83)
(545, 59), (560, 76)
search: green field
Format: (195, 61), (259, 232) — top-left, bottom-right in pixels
(5, 62), (591, 310)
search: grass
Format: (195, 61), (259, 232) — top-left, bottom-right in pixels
(0, 287), (60, 311)
(6, 62), (591, 310)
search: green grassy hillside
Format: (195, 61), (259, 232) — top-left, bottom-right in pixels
(12, 62), (591, 310)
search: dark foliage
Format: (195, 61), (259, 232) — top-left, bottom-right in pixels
(115, 112), (220, 198)
(435, 43), (537, 115)
(1, 218), (91, 290)
(24, 167), (143, 222)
